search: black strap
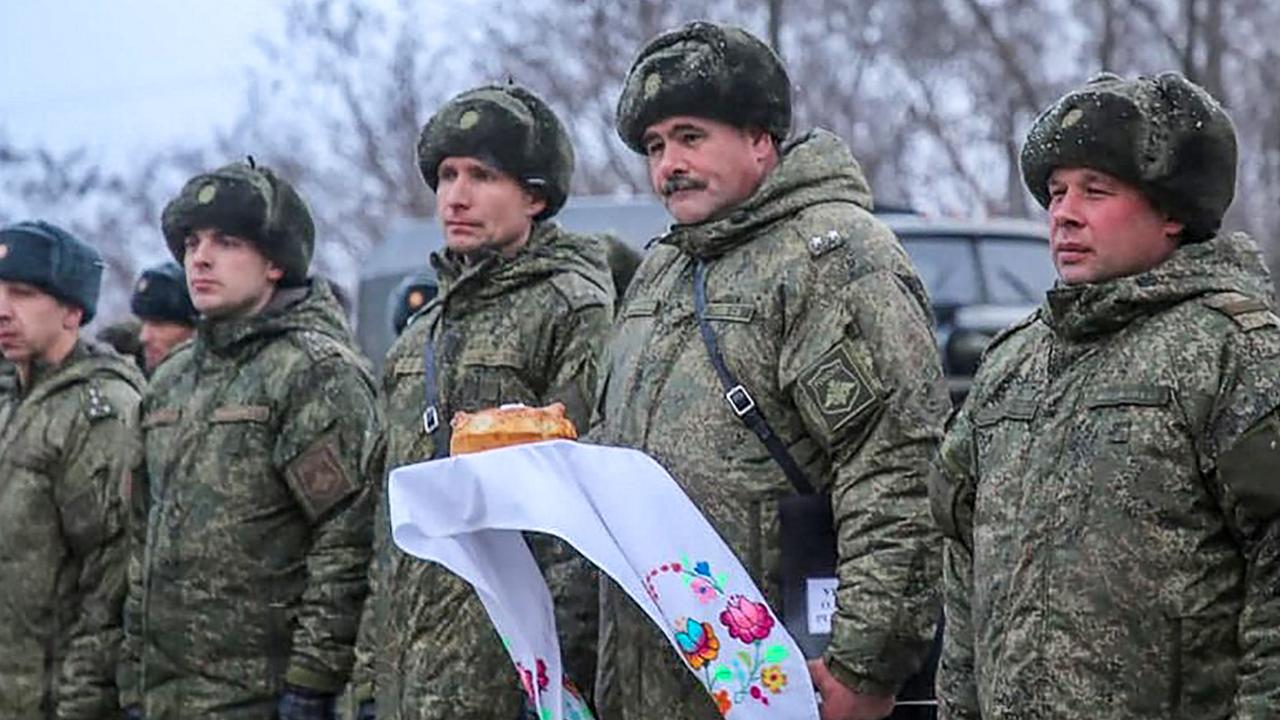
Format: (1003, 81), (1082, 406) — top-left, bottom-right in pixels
(421, 325), (449, 459)
(692, 259), (816, 496)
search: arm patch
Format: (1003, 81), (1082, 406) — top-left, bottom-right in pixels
(796, 340), (880, 435)
(285, 437), (359, 522)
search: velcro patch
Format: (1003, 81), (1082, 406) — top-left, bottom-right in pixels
(285, 438), (358, 521)
(798, 342), (878, 433)
(211, 404), (271, 423)
(1204, 292), (1280, 332)
(141, 407), (181, 428)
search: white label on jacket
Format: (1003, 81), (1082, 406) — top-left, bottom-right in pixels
(807, 577), (838, 634)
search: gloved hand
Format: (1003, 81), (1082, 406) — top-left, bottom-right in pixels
(355, 699), (376, 720)
(123, 706), (142, 720)
(276, 684), (337, 720)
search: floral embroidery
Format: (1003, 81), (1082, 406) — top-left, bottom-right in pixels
(760, 665), (787, 694)
(720, 595), (775, 643)
(516, 657), (550, 699)
(646, 558), (795, 715)
(674, 618), (721, 669)
(714, 688), (733, 715)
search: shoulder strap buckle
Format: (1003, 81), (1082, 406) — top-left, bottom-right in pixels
(725, 385), (756, 417)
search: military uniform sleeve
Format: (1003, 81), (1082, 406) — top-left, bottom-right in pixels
(934, 404), (981, 720)
(273, 354), (380, 693)
(1206, 330), (1280, 720)
(537, 290), (612, 697)
(543, 284), (613, 430)
(781, 258), (947, 695)
(117, 424), (149, 711)
(349, 429), (388, 705)
(54, 382), (139, 720)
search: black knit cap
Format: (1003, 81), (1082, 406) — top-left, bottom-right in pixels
(615, 21), (792, 154)
(1021, 72), (1237, 242)
(131, 261), (197, 325)
(417, 84), (574, 220)
(161, 160), (315, 285)
(0, 220), (103, 324)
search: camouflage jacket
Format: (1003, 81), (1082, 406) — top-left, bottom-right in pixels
(0, 341), (142, 720)
(934, 232), (1280, 720)
(120, 280), (379, 719)
(351, 222), (614, 719)
(591, 129), (948, 718)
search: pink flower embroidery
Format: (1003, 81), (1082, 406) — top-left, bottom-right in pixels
(719, 595), (775, 643)
(690, 577), (717, 604)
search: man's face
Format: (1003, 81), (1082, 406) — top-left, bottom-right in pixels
(139, 320), (194, 371)
(182, 227), (283, 320)
(643, 116), (776, 225)
(435, 157), (545, 258)
(1048, 167), (1184, 285)
(0, 280), (80, 365)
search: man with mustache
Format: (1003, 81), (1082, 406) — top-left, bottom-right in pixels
(129, 260), (198, 374)
(592, 21), (948, 720)
(0, 220), (143, 719)
(349, 83), (614, 720)
(119, 161), (380, 720)
(933, 73), (1280, 719)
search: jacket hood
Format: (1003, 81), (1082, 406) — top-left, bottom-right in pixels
(1042, 231), (1275, 341)
(197, 278), (355, 358)
(661, 128), (875, 259)
(429, 221), (613, 305)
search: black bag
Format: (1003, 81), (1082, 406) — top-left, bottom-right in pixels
(692, 259), (939, 718)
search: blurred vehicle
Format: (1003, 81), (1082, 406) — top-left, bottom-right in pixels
(357, 199), (1055, 401)
(884, 213), (1055, 403)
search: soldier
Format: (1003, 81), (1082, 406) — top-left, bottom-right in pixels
(388, 272), (437, 336)
(593, 21), (948, 720)
(0, 220), (144, 719)
(933, 72), (1280, 719)
(118, 161), (380, 720)
(350, 83), (614, 720)
(130, 260), (198, 373)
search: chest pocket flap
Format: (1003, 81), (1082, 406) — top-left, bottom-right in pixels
(1085, 384), (1171, 409)
(622, 299), (660, 319)
(702, 302), (755, 323)
(459, 347), (524, 368)
(974, 393), (1038, 426)
(210, 404), (272, 424)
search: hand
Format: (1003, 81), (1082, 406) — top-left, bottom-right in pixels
(355, 699), (376, 720)
(123, 706), (142, 720)
(808, 658), (895, 720)
(275, 684), (337, 720)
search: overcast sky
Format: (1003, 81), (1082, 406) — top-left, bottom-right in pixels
(0, 0), (277, 161)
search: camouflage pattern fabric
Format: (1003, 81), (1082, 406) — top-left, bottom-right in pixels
(934, 232), (1280, 720)
(591, 129), (948, 718)
(0, 341), (143, 719)
(119, 280), (379, 719)
(351, 221), (614, 720)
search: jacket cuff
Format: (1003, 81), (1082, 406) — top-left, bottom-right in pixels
(823, 652), (896, 697)
(285, 662), (344, 694)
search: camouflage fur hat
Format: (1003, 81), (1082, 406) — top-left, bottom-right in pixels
(417, 84), (574, 220)
(615, 21), (791, 154)
(1021, 72), (1237, 242)
(131, 260), (197, 325)
(0, 220), (103, 324)
(161, 161), (316, 286)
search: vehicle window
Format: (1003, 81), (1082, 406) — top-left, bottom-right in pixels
(899, 236), (981, 306)
(978, 236), (1055, 304)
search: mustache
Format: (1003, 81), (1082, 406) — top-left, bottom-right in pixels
(661, 176), (707, 196)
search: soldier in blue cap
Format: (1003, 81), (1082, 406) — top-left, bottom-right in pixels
(130, 260), (198, 373)
(0, 220), (144, 719)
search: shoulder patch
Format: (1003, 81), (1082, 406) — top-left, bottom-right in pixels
(549, 272), (608, 312)
(797, 341), (879, 434)
(1202, 292), (1280, 332)
(285, 436), (359, 521)
(805, 229), (846, 259)
(82, 383), (116, 421)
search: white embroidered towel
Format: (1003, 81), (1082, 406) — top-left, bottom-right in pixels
(388, 439), (819, 720)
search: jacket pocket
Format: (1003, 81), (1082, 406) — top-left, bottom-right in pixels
(458, 347), (535, 409)
(1165, 609), (1239, 719)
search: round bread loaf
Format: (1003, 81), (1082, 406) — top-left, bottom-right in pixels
(449, 402), (578, 455)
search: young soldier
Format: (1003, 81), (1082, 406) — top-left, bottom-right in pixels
(0, 220), (143, 718)
(130, 260), (198, 373)
(593, 21), (948, 720)
(119, 161), (380, 720)
(934, 72), (1280, 719)
(350, 83), (614, 720)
